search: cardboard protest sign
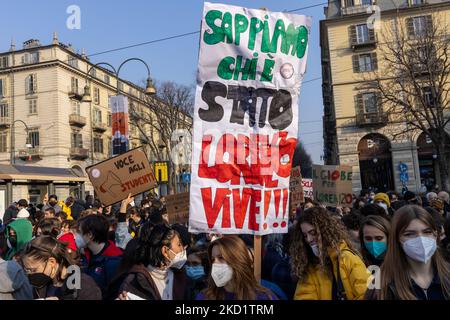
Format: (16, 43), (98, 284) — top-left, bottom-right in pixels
(312, 165), (353, 207)
(189, 2), (311, 235)
(165, 192), (190, 225)
(289, 166), (303, 209)
(302, 178), (313, 199)
(85, 147), (157, 206)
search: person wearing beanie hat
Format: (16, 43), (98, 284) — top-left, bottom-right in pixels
(374, 193), (390, 207)
(403, 191), (417, 202)
(16, 208), (30, 220)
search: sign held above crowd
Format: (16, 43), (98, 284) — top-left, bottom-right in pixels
(189, 2), (311, 236)
(85, 147), (157, 206)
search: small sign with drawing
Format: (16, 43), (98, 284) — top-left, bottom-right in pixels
(85, 147), (157, 206)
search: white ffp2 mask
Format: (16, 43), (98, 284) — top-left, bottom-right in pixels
(211, 263), (233, 287)
(402, 236), (437, 263)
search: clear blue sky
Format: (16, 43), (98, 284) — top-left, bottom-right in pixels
(2, 0), (326, 163)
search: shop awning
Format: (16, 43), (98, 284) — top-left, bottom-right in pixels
(0, 164), (87, 182)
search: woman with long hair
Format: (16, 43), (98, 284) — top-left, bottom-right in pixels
(359, 215), (391, 267)
(19, 235), (101, 300)
(366, 205), (450, 300)
(196, 235), (276, 300)
(290, 207), (369, 300)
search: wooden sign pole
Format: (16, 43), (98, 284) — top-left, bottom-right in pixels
(254, 235), (262, 283)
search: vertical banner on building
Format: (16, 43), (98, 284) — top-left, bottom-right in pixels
(312, 165), (353, 207)
(110, 95), (129, 156)
(189, 2), (311, 235)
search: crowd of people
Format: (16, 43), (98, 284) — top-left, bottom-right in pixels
(0, 187), (449, 300)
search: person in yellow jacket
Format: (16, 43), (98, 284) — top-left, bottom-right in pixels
(290, 206), (370, 300)
(59, 197), (74, 220)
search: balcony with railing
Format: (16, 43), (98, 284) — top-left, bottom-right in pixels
(70, 147), (89, 160)
(356, 112), (388, 126)
(69, 114), (87, 127)
(342, 3), (373, 16)
(0, 116), (10, 127)
(92, 122), (107, 132)
(18, 147), (43, 160)
(68, 86), (83, 100)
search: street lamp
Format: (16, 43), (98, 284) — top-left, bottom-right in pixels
(116, 58), (156, 96)
(10, 119), (31, 165)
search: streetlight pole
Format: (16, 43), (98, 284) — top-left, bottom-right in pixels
(10, 119), (31, 165)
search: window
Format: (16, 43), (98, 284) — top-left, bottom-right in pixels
(104, 74), (110, 84)
(0, 56), (8, 69)
(29, 99), (37, 114)
(25, 74), (37, 94)
(362, 93), (378, 113)
(422, 87), (436, 107)
(410, 0), (425, 6)
(71, 100), (80, 115)
(93, 109), (102, 123)
(68, 56), (78, 68)
(107, 112), (112, 126)
(28, 129), (40, 147)
(344, 0), (354, 6)
(361, 0), (372, 5)
(0, 79), (5, 97)
(0, 131), (7, 152)
(22, 52), (39, 64)
(356, 24), (369, 44)
(71, 132), (83, 148)
(360, 54), (371, 71)
(0, 103), (8, 118)
(94, 87), (100, 104)
(94, 137), (104, 153)
(71, 77), (79, 93)
(413, 16), (427, 36)
(89, 68), (96, 78)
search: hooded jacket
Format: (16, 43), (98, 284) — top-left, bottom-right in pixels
(5, 219), (33, 260)
(294, 241), (369, 300)
(0, 258), (33, 300)
(80, 240), (123, 298)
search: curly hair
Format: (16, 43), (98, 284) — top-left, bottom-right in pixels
(289, 206), (356, 282)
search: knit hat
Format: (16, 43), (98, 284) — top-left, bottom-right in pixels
(374, 193), (390, 207)
(16, 208), (30, 219)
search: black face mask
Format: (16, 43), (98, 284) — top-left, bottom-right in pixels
(28, 273), (53, 289)
(49, 201), (57, 206)
(8, 237), (17, 248)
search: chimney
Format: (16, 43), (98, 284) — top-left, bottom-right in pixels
(52, 32), (58, 45)
(81, 48), (87, 59)
(9, 38), (15, 51)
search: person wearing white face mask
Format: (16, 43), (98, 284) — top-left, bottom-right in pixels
(365, 205), (450, 300)
(113, 224), (189, 300)
(196, 235), (277, 300)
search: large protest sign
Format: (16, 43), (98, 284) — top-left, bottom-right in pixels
(85, 147), (157, 206)
(289, 166), (303, 209)
(302, 178), (313, 199)
(166, 192), (190, 225)
(312, 165), (353, 207)
(189, 2), (311, 235)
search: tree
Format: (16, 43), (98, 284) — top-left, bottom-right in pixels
(370, 14), (450, 191)
(129, 80), (194, 194)
(292, 140), (313, 178)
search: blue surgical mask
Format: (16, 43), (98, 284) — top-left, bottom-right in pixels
(186, 265), (205, 280)
(365, 241), (387, 258)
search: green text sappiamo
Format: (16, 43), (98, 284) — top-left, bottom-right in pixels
(203, 10), (309, 59)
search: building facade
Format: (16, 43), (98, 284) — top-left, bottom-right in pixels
(0, 34), (191, 205)
(321, 0), (450, 194)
